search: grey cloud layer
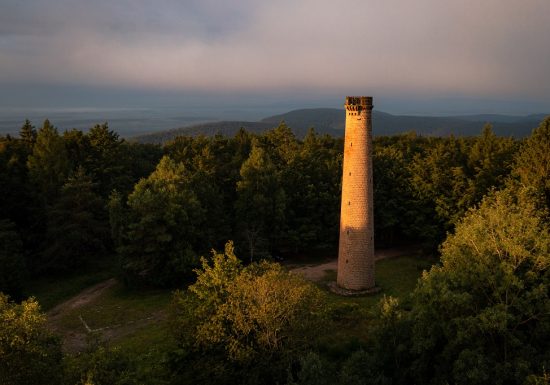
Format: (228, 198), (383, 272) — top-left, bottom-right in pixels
(1, 0), (549, 100)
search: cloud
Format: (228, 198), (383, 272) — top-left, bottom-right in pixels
(1, 0), (549, 103)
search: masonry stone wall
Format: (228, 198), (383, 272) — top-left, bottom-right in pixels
(337, 96), (375, 290)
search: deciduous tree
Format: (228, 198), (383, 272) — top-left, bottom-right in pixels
(0, 294), (62, 385)
(409, 186), (550, 384)
(115, 156), (204, 287)
(172, 242), (325, 384)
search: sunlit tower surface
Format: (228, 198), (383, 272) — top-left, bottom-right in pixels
(337, 96), (375, 290)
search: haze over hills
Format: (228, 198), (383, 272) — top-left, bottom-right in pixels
(133, 108), (547, 144)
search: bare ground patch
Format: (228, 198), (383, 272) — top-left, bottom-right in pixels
(290, 246), (420, 282)
(47, 278), (117, 322)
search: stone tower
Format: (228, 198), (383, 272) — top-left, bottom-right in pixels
(337, 96), (375, 290)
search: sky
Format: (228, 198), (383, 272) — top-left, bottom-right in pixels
(1, 0), (549, 117)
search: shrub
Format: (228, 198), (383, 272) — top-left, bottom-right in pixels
(172, 241), (326, 384)
(0, 294), (62, 385)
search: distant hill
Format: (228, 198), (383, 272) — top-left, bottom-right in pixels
(133, 121), (272, 144)
(446, 113), (548, 124)
(133, 109), (547, 144)
(261, 108), (346, 131)
(263, 109), (546, 137)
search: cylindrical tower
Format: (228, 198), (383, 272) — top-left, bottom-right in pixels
(337, 96), (375, 290)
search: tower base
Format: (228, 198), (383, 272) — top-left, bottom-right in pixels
(328, 281), (381, 296)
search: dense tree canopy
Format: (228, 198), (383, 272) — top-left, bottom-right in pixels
(514, 117), (550, 207)
(410, 186), (550, 384)
(0, 115), (549, 384)
(41, 167), (108, 272)
(236, 142), (286, 260)
(357, 186), (550, 385)
(0, 220), (26, 300)
(27, 120), (70, 203)
(1, 117), (540, 286)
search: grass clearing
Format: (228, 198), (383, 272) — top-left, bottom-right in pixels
(38, 251), (436, 363)
(319, 254), (436, 308)
(46, 278), (175, 355)
(25, 257), (118, 311)
(314, 254), (436, 355)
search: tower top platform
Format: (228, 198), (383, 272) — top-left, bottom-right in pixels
(345, 96), (373, 106)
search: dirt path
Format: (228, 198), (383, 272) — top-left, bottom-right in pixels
(290, 246), (418, 282)
(47, 278), (118, 323)
(47, 246), (417, 352)
(46, 278), (166, 353)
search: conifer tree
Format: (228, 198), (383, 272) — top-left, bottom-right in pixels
(236, 142), (286, 260)
(41, 167), (108, 271)
(514, 116), (550, 208)
(27, 119), (70, 203)
(19, 119), (37, 150)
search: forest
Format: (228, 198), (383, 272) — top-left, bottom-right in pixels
(1, 116), (549, 385)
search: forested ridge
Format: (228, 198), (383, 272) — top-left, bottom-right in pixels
(133, 109), (547, 144)
(1, 116), (549, 384)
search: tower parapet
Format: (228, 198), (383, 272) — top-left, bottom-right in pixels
(345, 96), (373, 110)
(337, 96), (375, 290)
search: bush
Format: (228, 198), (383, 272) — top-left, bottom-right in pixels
(64, 337), (139, 385)
(171, 241), (326, 384)
(0, 294), (63, 385)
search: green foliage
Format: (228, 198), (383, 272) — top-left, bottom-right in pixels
(25, 258), (116, 311)
(288, 351), (332, 385)
(514, 116), (550, 207)
(0, 219), (26, 299)
(108, 189), (126, 248)
(4, 115), (549, 383)
(114, 156), (204, 287)
(338, 349), (391, 385)
(27, 119), (70, 202)
(63, 128), (91, 173)
(0, 135), (34, 230)
(525, 370), (550, 385)
(409, 136), (470, 237)
(0, 294), (63, 385)
(236, 141), (286, 260)
(119, 142), (164, 196)
(263, 121), (299, 165)
(172, 242), (326, 384)
(408, 126), (518, 244)
(19, 119), (37, 149)
(408, 186), (550, 384)
(186, 241), (242, 309)
(283, 128), (342, 251)
(466, 124), (517, 204)
(41, 167), (109, 272)
(84, 123), (129, 197)
(64, 337), (141, 385)
(372, 145), (415, 246)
